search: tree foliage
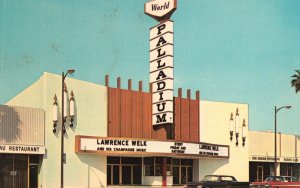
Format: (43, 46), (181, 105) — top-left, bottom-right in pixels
(291, 70), (300, 93)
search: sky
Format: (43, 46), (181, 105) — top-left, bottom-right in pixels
(0, 0), (299, 135)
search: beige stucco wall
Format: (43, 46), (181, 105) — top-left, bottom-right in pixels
(249, 131), (300, 160)
(6, 76), (44, 109)
(280, 134), (298, 159)
(198, 100), (249, 182)
(248, 131), (274, 158)
(7, 72), (108, 188)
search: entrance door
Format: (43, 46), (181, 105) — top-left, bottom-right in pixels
(181, 166), (187, 184)
(172, 159), (193, 185)
(107, 157), (142, 186)
(172, 166), (179, 184)
(121, 165), (142, 185)
(133, 165), (142, 185)
(257, 166), (263, 182)
(181, 166), (193, 184)
(29, 165), (38, 188)
(107, 165), (120, 185)
(122, 165), (131, 185)
(0, 154), (28, 188)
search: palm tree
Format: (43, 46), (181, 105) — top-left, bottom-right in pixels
(291, 70), (300, 93)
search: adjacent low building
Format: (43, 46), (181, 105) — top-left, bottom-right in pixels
(249, 131), (300, 182)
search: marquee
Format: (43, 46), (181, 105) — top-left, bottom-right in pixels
(75, 135), (229, 158)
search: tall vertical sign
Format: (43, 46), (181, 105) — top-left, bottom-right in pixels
(145, 0), (177, 126)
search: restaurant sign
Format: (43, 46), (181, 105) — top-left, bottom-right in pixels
(0, 144), (45, 154)
(250, 155), (300, 163)
(75, 136), (229, 158)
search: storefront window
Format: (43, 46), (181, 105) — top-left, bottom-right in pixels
(143, 157), (193, 184)
(144, 157), (154, 176)
(29, 155), (39, 164)
(155, 157), (163, 176)
(155, 164), (162, 176)
(166, 157), (172, 164)
(280, 163), (297, 177)
(107, 157), (120, 164)
(145, 165), (154, 176)
(122, 157), (141, 164)
(0, 154), (40, 188)
(280, 163), (288, 176)
(181, 159), (188, 165)
(166, 166), (171, 176)
(173, 159), (180, 165)
(144, 157), (171, 176)
(293, 164), (300, 181)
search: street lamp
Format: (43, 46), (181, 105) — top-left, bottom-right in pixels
(61, 69), (75, 188)
(274, 105), (291, 176)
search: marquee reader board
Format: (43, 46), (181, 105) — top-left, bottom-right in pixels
(75, 135), (229, 159)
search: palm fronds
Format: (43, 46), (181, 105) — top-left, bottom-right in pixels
(291, 70), (300, 93)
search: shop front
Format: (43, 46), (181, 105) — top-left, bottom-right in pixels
(0, 105), (45, 188)
(249, 156), (300, 182)
(75, 136), (229, 186)
(106, 156), (193, 186)
(0, 154), (41, 188)
(249, 131), (300, 181)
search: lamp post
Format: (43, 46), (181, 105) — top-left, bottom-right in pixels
(274, 105), (291, 176)
(61, 69), (75, 188)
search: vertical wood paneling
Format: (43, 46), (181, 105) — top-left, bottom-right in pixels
(120, 90), (132, 138)
(131, 91), (142, 138)
(181, 99), (190, 141)
(154, 127), (167, 140)
(131, 91), (137, 137)
(107, 87), (200, 142)
(142, 92), (152, 139)
(189, 100), (199, 142)
(108, 88), (120, 137)
(174, 97), (181, 140)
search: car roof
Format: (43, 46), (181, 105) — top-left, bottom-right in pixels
(205, 175), (235, 178)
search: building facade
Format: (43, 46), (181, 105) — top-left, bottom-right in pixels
(249, 131), (300, 182)
(2, 72), (249, 187)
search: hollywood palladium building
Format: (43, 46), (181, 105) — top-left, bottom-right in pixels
(0, 0), (299, 187)
(1, 71), (249, 187)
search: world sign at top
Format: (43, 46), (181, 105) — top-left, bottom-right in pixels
(144, 0), (177, 21)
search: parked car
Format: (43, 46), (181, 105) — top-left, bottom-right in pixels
(185, 175), (250, 188)
(265, 176), (297, 182)
(250, 175), (300, 188)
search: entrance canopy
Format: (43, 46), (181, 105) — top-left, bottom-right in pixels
(75, 135), (229, 159)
